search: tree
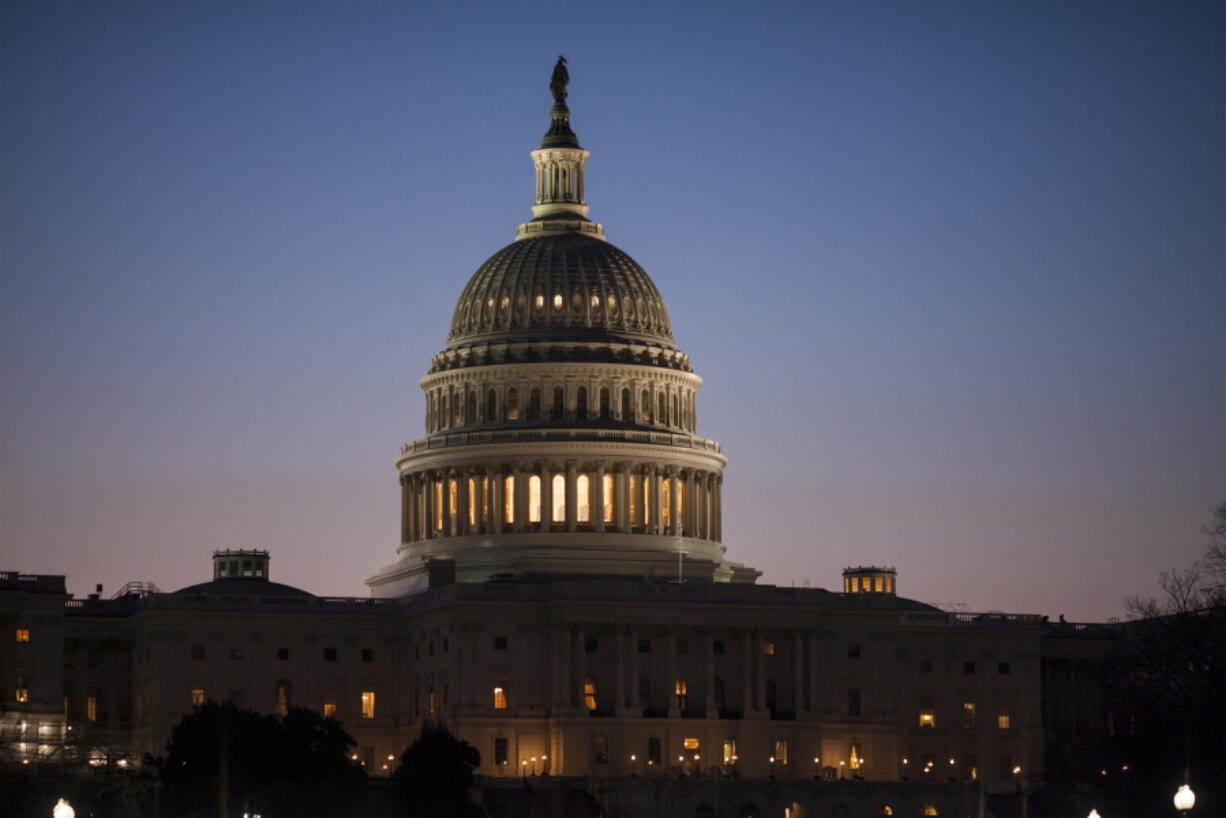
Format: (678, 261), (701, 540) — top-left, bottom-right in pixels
(156, 701), (366, 818)
(388, 723), (482, 817)
(1115, 500), (1226, 815)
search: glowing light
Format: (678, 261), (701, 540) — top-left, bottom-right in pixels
(1174, 784), (1196, 811)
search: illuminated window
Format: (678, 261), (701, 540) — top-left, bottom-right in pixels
(886, 576), (895, 593)
(428, 687), (436, 715)
(503, 475), (515, 523)
(535, 294), (544, 311)
(191, 688), (205, 707)
(875, 808), (894, 816)
(528, 475), (542, 523)
(683, 737), (700, 750)
(602, 474), (614, 522)
(774, 739), (789, 765)
(722, 739), (737, 763)
(674, 678), (688, 710)
(323, 700), (336, 718)
(919, 710), (936, 728)
(677, 479), (684, 526)
(360, 690), (376, 719)
(482, 477), (490, 522)
(448, 479), (458, 515)
(15, 629), (30, 643)
(577, 474), (591, 522)
(275, 681), (291, 716)
(584, 678), (598, 711)
(433, 482), (443, 530)
(921, 807), (939, 816)
(962, 702), (976, 728)
(764, 641), (776, 656)
(16, 679), (30, 703)
(87, 695), (97, 722)
(642, 475), (652, 523)
(661, 479), (671, 528)
(997, 712), (1011, 729)
(964, 755), (978, 780)
(468, 477), (478, 526)
(492, 686), (507, 710)
(874, 576), (883, 592)
(849, 743), (862, 770)
(551, 474), (565, 522)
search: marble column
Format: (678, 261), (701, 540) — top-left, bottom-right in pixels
(539, 462), (552, 532)
(615, 462), (630, 533)
(565, 459), (578, 532)
(513, 463), (526, 533)
(594, 460), (607, 532)
(491, 468), (505, 532)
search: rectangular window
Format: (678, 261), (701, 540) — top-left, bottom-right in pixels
(593, 735), (609, 765)
(722, 739), (737, 764)
(191, 688), (205, 707)
(577, 474), (591, 522)
(674, 678), (688, 711)
(874, 576), (884, 592)
(428, 687), (437, 715)
(683, 737), (700, 750)
(324, 647), (337, 661)
(360, 690), (376, 719)
(998, 661), (1011, 675)
(637, 637), (650, 653)
(468, 477), (477, 526)
(585, 679), (598, 711)
(494, 636), (508, 650)
(647, 736), (662, 766)
(494, 737), (508, 765)
(323, 700), (336, 718)
(448, 478), (458, 515)
(847, 643), (861, 658)
(362, 648), (375, 663)
(962, 702), (976, 728)
(997, 711), (1011, 729)
(963, 661), (976, 674)
(773, 739), (789, 765)
(919, 709), (936, 728)
(493, 686), (507, 710)
(503, 475), (515, 523)
(849, 743), (862, 770)
(434, 481), (444, 530)
(848, 687), (861, 716)
(713, 640), (725, 655)
(86, 695), (97, 722)
(190, 645), (205, 660)
(16, 677), (30, 704)
(230, 647), (244, 660)
(585, 637), (598, 653)
(661, 479), (671, 528)
(764, 641), (776, 656)
(676, 638), (688, 655)
(15, 629), (30, 643)
(482, 476), (490, 523)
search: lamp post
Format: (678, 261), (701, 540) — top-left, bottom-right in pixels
(629, 754), (637, 777)
(1174, 784), (1195, 814)
(52, 800), (74, 818)
(812, 756), (821, 780)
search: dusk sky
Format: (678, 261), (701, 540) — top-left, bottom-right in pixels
(3, 1), (1223, 621)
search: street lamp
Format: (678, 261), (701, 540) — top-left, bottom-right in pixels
(1174, 784), (1195, 813)
(52, 800), (74, 818)
(1086, 811), (1100, 818)
(812, 756), (820, 779)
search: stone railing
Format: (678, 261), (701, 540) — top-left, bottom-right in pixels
(899, 611), (1046, 629)
(401, 428), (722, 457)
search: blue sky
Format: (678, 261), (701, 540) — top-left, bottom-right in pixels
(2, 0), (1223, 619)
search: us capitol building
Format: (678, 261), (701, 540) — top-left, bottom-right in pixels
(1, 63), (1113, 818)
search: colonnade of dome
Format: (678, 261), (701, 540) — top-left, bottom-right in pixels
(397, 460), (722, 545)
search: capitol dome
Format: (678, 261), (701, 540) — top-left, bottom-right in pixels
(447, 232), (676, 350)
(366, 59), (758, 598)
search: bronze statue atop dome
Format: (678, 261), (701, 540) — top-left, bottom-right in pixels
(550, 56), (569, 104)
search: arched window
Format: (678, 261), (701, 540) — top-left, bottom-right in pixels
(662, 479), (671, 529)
(274, 679), (291, 716)
(503, 475), (515, 524)
(492, 686), (507, 710)
(528, 387), (541, 420)
(584, 678), (598, 711)
(658, 392), (667, 425)
(441, 394), (449, 428)
(576, 474), (591, 522)
(672, 394), (679, 426)
(674, 678), (688, 711)
(528, 475), (541, 523)
(552, 386), (565, 419)
(602, 474), (614, 523)
(920, 808), (939, 817)
(487, 389), (497, 421)
(641, 390), (651, 422)
(551, 474), (566, 523)
(576, 387), (588, 419)
(448, 479), (458, 517)
(468, 477), (478, 527)
(466, 391), (476, 425)
(621, 388), (631, 421)
(452, 389), (462, 426)
(505, 388), (519, 421)
(599, 388), (610, 419)
(433, 481), (444, 531)
(427, 393), (435, 431)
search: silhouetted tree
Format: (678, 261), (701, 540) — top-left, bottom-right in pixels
(389, 723), (482, 817)
(156, 701), (365, 818)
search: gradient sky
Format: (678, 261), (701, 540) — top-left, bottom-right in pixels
(2, 1), (1223, 621)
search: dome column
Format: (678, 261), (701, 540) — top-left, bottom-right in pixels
(649, 465), (663, 535)
(614, 462), (630, 533)
(512, 462), (527, 533)
(422, 472), (435, 539)
(456, 469), (470, 536)
(565, 459), (578, 532)
(491, 467), (506, 532)
(667, 467), (681, 537)
(539, 461), (553, 531)
(593, 460), (607, 533)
